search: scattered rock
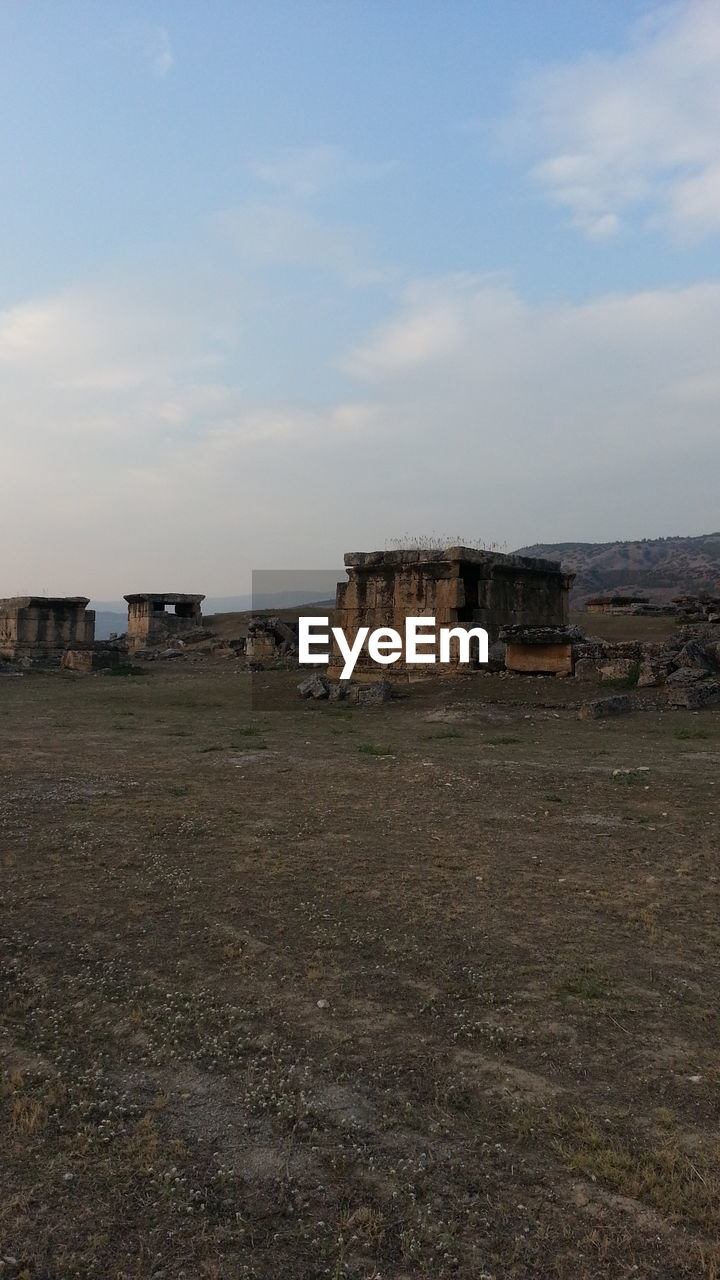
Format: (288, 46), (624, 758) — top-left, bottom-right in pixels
(674, 639), (712, 672)
(578, 695), (632, 720)
(132, 647), (185, 661)
(665, 667), (709, 685)
(297, 675), (330, 700)
(598, 659), (636, 682)
(574, 658), (601, 682)
(357, 679), (393, 706)
(667, 681), (720, 709)
(637, 659), (672, 688)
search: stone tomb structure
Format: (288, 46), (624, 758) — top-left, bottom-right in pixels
(0, 597), (95, 661)
(586, 595), (649, 614)
(501, 624), (584, 676)
(328, 547), (573, 680)
(125, 593), (205, 651)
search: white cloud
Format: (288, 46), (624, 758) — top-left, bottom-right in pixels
(144, 26), (174, 78)
(2, 252), (720, 594)
(509, 0), (720, 239)
(250, 144), (392, 198)
(210, 203), (389, 284)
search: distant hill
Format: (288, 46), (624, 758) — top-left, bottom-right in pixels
(93, 611), (126, 640)
(515, 533), (720, 605)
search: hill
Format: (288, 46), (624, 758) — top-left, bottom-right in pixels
(516, 533), (720, 604)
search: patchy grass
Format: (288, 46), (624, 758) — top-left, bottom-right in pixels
(553, 1113), (720, 1234)
(1, 661), (719, 1279)
(233, 722), (266, 737)
(673, 725), (710, 740)
(557, 963), (615, 1001)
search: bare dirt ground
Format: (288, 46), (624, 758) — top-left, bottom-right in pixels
(2, 653), (720, 1279)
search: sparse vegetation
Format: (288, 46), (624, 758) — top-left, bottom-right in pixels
(1, 661), (719, 1279)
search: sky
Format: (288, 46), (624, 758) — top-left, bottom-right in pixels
(2, 0), (720, 596)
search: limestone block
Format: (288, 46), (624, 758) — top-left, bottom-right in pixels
(578, 695), (632, 720)
(506, 642), (573, 675)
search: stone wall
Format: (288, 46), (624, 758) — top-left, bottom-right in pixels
(0, 597), (95, 660)
(125, 594), (205, 651)
(328, 547), (572, 680)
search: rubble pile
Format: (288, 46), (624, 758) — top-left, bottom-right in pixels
(246, 616), (299, 666)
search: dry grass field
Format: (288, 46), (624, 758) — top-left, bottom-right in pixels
(2, 652), (720, 1279)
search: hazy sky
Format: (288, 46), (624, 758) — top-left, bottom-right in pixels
(2, 0), (720, 596)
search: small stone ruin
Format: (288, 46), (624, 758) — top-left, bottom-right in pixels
(245, 616), (299, 664)
(500, 624), (585, 676)
(125, 593), (205, 652)
(0, 596), (95, 663)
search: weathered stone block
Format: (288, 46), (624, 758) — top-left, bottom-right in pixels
(297, 675), (330, 700)
(62, 648), (93, 672)
(0, 597), (95, 661)
(604, 642), (642, 661)
(599, 660), (636, 682)
(578, 695), (632, 720)
(636, 660), (671, 688)
(505, 642), (573, 675)
(357, 679), (393, 706)
(667, 681), (720, 709)
(574, 658), (601, 681)
(666, 666), (708, 684)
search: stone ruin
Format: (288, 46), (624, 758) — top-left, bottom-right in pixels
(0, 596), (95, 662)
(500, 624), (585, 676)
(125, 593), (205, 652)
(586, 595), (650, 614)
(61, 641), (124, 673)
(672, 594), (720, 624)
(327, 546), (573, 680)
(245, 616), (298, 664)
(500, 621), (720, 709)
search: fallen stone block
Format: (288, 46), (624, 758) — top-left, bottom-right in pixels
(667, 681), (720, 710)
(574, 658), (601, 682)
(675, 639), (712, 671)
(357, 679), (393, 706)
(297, 675), (330, 700)
(328, 681), (350, 702)
(665, 666), (708, 685)
(604, 641), (642, 661)
(578, 695), (632, 720)
(637, 659), (672, 688)
(61, 648), (93, 673)
(599, 660), (637, 682)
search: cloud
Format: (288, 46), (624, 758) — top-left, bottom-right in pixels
(250, 144), (392, 198)
(341, 274), (720, 536)
(2, 241), (720, 593)
(144, 26), (174, 78)
(508, 1), (720, 239)
(210, 202), (391, 285)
